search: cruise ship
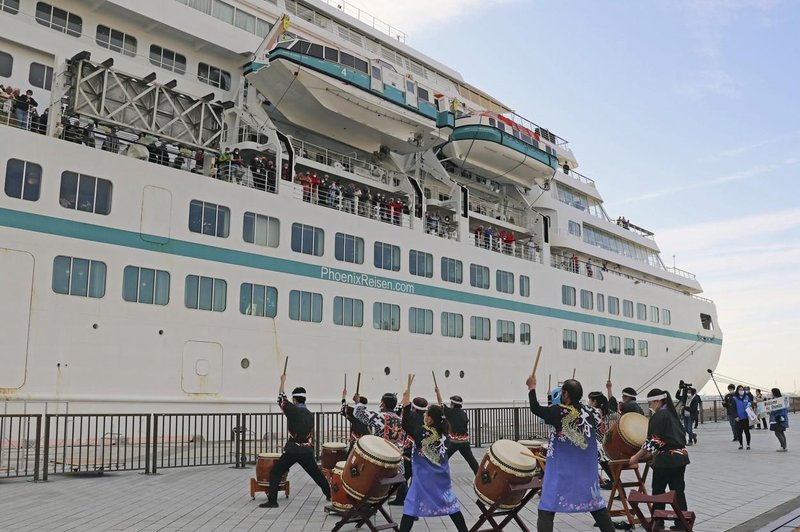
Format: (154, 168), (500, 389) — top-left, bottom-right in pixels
(0, 0), (722, 413)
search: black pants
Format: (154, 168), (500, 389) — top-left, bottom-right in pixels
(600, 460), (613, 482)
(400, 511), (468, 532)
(761, 417), (768, 429)
(537, 509), (614, 532)
(651, 465), (687, 513)
(447, 442), (480, 474)
(775, 428), (787, 449)
(268, 450), (330, 502)
(393, 454), (413, 502)
(735, 419), (751, 445)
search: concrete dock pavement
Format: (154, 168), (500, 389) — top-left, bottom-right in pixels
(0, 415), (797, 531)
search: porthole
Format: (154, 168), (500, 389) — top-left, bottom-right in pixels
(444, 370), (451, 378)
(241, 358), (250, 369)
(384, 366), (391, 375)
(459, 370), (465, 379)
(92, 323), (98, 329)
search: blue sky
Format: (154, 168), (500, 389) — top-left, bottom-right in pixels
(361, 0), (800, 394)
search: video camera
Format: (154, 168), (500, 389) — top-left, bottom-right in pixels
(679, 380), (693, 389)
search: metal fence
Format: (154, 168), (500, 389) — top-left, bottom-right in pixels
(1, 399), (796, 481)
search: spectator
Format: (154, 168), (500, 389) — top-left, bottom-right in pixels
(230, 148), (246, 182)
(526, 239), (536, 261)
(731, 385), (752, 450)
(218, 148), (232, 180)
(14, 89), (38, 129)
(755, 389), (768, 430)
(475, 225), (484, 247)
(281, 162), (290, 181)
(586, 258), (594, 278)
(266, 159), (277, 192)
(769, 388), (788, 452)
(682, 388), (700, 445)
(342, 182), (356, 213)
(562, 161), (570, 174)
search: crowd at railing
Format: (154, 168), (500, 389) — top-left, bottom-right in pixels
(291, 138), (403, 187)
(469, 231), (540, 263)
(550, 253), (605, 280)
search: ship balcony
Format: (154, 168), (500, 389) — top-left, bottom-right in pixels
(290, 138), (404, 189)
(468, 232), (542, 264)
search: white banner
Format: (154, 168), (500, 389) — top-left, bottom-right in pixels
(756, 396), (790, 416)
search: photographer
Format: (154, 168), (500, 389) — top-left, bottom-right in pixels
(676, 381), (698, 445)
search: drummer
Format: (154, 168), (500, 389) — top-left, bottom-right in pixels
(588, 391), (614, 490)
(397, 389), (469, 532)
(434, 387), (479, 474)
(526, 375), (615, 532)
(259, 374), (331, 508)
(352, 391), (405, 450)
(391, 396), (428, 506)
(606, 381), (644, 415)
(341, 389), (369, 450)
(628, 389), (690, 530)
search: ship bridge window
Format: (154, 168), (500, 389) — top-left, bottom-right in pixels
(308, 43), (324, 59)
(520, 323), (531, 345)
(333, 296), (363, 327)
(497, 320), (515, 344)
(1, 0), (19, 15)
(622, 299), (634, 318)
(240, 282), (277, 318)
(470, 264), (490, 289)
(582, 332), (595, 352)
(198, 63), (231, 90)
(96, 25), (137, 57)
(5, 159), (41, 202)
(624, 338), (635, 356)
(52, 256), (106, 298)
(373, 302), (400, 331)
(123, 266), (170, 306)
(35, 2), (82, 37)
(608, 296), (619, 315)
(561, 285), (576, 306)
(289, 290), (322, 322)
(409, 307), (433, 335)
(185, 275), (226, 312)
(59, 171), (112, 215)
(243, 212), (279, 248)
(663, 309), (671, 326)
(441, 257), (463, 284)
(441, 312), (463, 338)
(374, 242), (400, 271)
(0, 51), (13, 77)
(325, 47), (339, 62)
(700, 313), (714, 330)
(470, 316), (490, 341)
(409, 250), (433, 278)
(636, 303), (647, 321)
(189, 200), (230, 237)
(29, 63), (53, 90)
(609, 336), (621, 354)
(562, 329), (577, 350)
(149, 45), (186, 74)
(496, 270), (514, 294)
(520, 275), (530, 297)
(335, 233), (364, 264)
(291, 222), (324, 256)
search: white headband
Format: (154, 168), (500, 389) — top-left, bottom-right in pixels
(647, 393), (667, 401)
(292, 393), (306, 398)
(450, 400), (463, 405)
(411, 403), (426, 411)
(622, 392), (637, 399)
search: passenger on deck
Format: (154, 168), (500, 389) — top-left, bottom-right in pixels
(342, 182), (356, 213)
(230, 149), (246, 182)
(562, 162), (570, 175)
(281, 162), (290, 181)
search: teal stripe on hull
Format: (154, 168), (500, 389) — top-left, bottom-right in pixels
(0, 207), (721, 346)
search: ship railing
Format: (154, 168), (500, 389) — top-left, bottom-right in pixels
(291, 138), (403, 188)
(318, 0), (408, 43)
(468, 199), (528, 227)
(550, 254), (605, 280)
(468, 234), (541, 264)
(666, 266), (697, 281)
(0, 414), (42, 480)
(562, 168), (596, 187)
(289, 180), (413, 229)
(424, 217), (460, 241)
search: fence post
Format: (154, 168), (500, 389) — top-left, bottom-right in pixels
(699, 406), (704, 425)
(513, 408), (520, 441)
(314, 412), (322, 460)
(33, 415), (42, 481)
(144, 414), (151, 474)
(713, 400), (718, 423)
(475, 409), (482, 448)
(151, 414), (158, 475)
(42, 414), (50, 481)
(235, 413), (243, 468)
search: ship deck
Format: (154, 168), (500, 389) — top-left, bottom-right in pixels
(1, 417), (797, 532)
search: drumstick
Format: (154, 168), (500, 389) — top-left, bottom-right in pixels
(432, 370), (438, 389)
(571, 368), (576, 380)
(608, 366), (612, 381)
(531, 346), (542, 376)
(344, 373), (347, 391)
(282, 357), (288, 376)
(520, 451), (536, 459)
(547, 374), (552, 393)
(356, 372), (361, 395)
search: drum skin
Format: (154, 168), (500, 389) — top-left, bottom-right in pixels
(341, 435), (402, 502)
(321, 442), (349, 470)
(255, 453), (287, 484)
(330, 461), (355, 511)
(474, 440), (537, 509)
(604, 413), (648, 460)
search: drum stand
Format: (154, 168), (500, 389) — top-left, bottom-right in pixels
(606, 459), (650, 529)
(329, 472), (406, 532)
(469, 477), (543, 532)
(249, 478), (290, 500)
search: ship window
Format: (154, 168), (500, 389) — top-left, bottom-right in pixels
(623, 299), (634, 318)
(470, 316), (490, 341)
(59, 171), (112, 215)
(520, 275), (530, 297)
(561, 285), (576, 306)
(374, 242), (400, 271)
(243, 212), (279, 248)
(52, 256), (106, 298)
(663, 309), (671, 326)
(582, 332), (595, 352)
(580, 289), (593, 310)
(520, 323), (531, 345)
(496, 270), (514, 294)
(636, 303), (647, 321)
(28, 63), (53, 90)
(497, 122), (505, 132)
(700, 313), (713, 330)
(339, 52), (355, 68)
(354, 58), (368, 74)
(406, 80), (415, 94)
(1, 0), (19, 15)
(441, 312), (463, 338)
(234, 9), (256, 33)
(188, 0), (212, 15)
(308, 43), (324, 59)
(0, 51), (13, 77)
(609, 336), (621, 354)
(497, 320), (515, 344)
(624, 338), (635, 356)
(440, 257), (463, 284)
(291, 40), (311, 54)
(289, 290), (322, 322)
(123, 266), (170, 305)
(185, 275), (226, 312)
(598, 334), (606, 353)
(371, 66), (381, 80)
(373, 302), (400, 331)
(5, 159), (41, 201)
(638, 340), (649, 357)
(333, 296), (363, 327)
(608, 296), (619, 315)
(568, 220), (581, 237)
(35, 2), (82, 37)
(335, 232), (364, 264)
(256, 18), (272, 38)
(211, 0), (233, 23)
(325, 47), (339, 62)
(488, 118), (496, 127)
(96, 25), (137, 57)
(291, 222), (324, 256)
(198, 62), (231, 90)
(562, 329), (577, 350)
(469, 264), (490, 289)
(650, 306), (659, 323)
(189, 200), (230, 237)
(409, 249), (433, 278)
(417, 87), (429, 102)
(149, 45), (186, 74)
(597, 293), (605, 313)
(409, 307), (433, 335)
(239, 282), (277, 318)
(522, 134), (532, 144)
